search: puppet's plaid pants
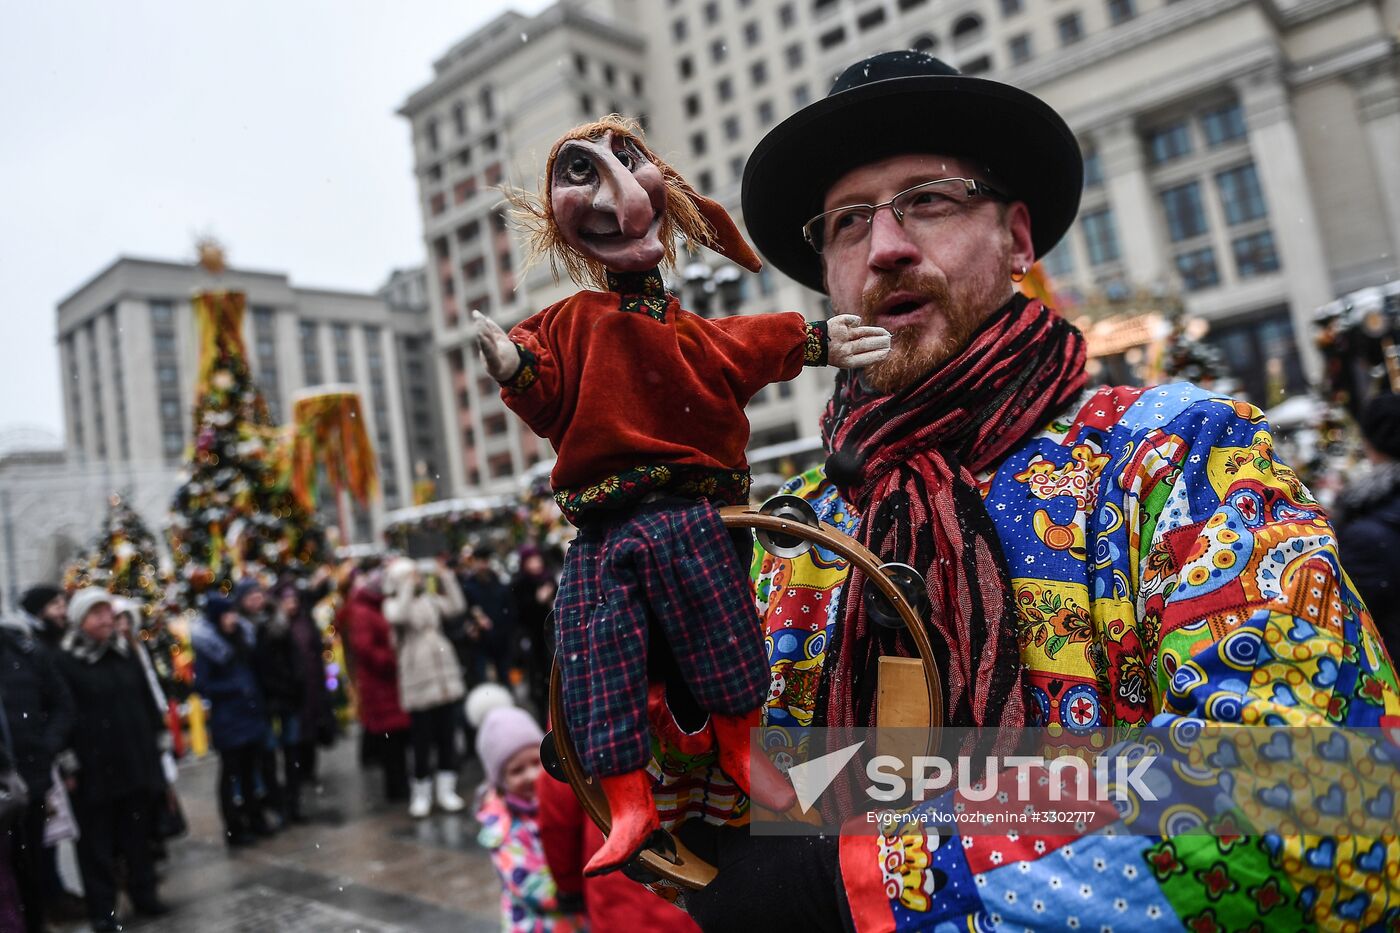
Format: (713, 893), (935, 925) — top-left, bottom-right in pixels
(556, 500), (769, 776)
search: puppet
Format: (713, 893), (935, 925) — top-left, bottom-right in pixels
(473, 116), (889, 875)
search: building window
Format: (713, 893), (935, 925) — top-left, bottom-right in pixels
(1206, 310), (1304, 405)
(1216, 163), (1267, 224)
(158, 364), (178, 387)
(1083, 149), (1103, 187)
(1232, 230), (1280, 278)
(574, 53), (587, 76)
(579, 94), (593, 116)
(698, 170), (714, 194)
(1057, 13), (1084, 46)
(429, 192), (446, 216)
(750, 61), (768, 86)
(299, 322), (322, 385)
(484, 162), (503, 186)
(793, 83), (811, 106)
(425, 118), (439, 152)
(332, 323), (353, 381)
(1041, 244), (1074, 279)
(479, 86), (495, 120)
(757, 99), (775, 125)
(1000, 0), (1024, 16)
(858, 7), (887, 30)
(961, 54), (992, 75)
(779, 3), (796, 26)
(1147, 121), (1192, 164)
(1081, 208), (1121, 265)
(730, 155), (746, 182)
(457, 147), (471, 166)
(464, 257), (485, 281)
(952, 14), (984, 46)
(1107, 0), (1136, 25)
(452, 101), (466, 136)
(911, 34), (938, 52)
(785, 42), (804, 67)
(814, 0), (839, 14)
(457, 219), (481, 243)
(1201, 101), (1247, 147)
(632, 73), (643, 95)
(1159, 181), (1209, 242)
(673, 17), (688, 41)
(899, 0), (929, 9)
(704, 1), (720, 22)
(1008, 33), (1032, 64)
(718, 76), (733, 101)
(691, 131), (708, 156)
(723, 115), (741, 140)
(426, 164), (442, 182)
(819, 26), (846, 49)
(685, 93), (701, 117)
(603, 63), (616, 86)
(488, 452), (513, 478)
(711, 39), (728, 63)
(679, 55), (694, 79)
(744, 20), (761, 44)
(1174, 247), (1219, 290)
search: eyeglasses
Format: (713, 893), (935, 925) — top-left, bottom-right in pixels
(802, 177), (1009, 254)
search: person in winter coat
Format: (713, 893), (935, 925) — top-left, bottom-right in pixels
(475, 705), (581, 933)
(383, 557), (467, 818)
(192, 594), (272, 846)
(340, 570), (411, 803)
(1334, 392), (1400, 662)
(510, 547), (557, 719)
(273, 575), (335, 820)
(0, 604), (75, 933)
(459, 548), (518, 689)
(536, 770), (701, 933)
(53, 588), (168, 931)
(18, 585), (66, 651)
(254, 585), (308, 824)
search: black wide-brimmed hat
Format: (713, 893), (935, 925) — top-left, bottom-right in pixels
(742, 51), (1083, 294)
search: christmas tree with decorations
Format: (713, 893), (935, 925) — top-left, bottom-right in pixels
(166, 243), (327, 603)
(65, 492), (165, 606)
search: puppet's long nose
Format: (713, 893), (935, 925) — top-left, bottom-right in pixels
(593, 155), (654, 238)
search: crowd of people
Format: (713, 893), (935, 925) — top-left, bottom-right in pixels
(0, 542), (589, 933)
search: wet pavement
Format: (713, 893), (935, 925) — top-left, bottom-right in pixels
(60, 736), (505, 932)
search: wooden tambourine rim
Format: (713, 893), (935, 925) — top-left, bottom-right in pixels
(547, 503), (946, 890)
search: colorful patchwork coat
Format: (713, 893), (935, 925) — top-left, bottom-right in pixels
(753, 383), (1400, 932)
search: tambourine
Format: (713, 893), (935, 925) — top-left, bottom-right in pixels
(540, 497), (945, 890)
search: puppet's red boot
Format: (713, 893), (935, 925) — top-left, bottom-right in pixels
(648, 682), (714, 757)
(585, 771), (662, 877)
(712, 711), (797, 812)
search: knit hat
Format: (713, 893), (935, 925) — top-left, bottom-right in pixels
(203, 594), (237, 625)
(66, 587), (114, 627)
(384, 557), (418, 596)
(230, 576), (262, 607)
(1362, 393), (1400, 461)
(20, 584), (62, 619)
(465, 682), (516, 730)
(475, 706), (544, 789)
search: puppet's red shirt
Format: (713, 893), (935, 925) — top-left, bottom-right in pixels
(500, 269), (827, 522)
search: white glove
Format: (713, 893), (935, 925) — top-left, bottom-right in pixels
(472, 310), (522, 383)
(826, 314), (892, 369)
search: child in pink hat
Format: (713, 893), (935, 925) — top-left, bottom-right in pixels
(475, 705), (581, 933)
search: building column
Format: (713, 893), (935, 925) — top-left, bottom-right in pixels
(1235, 64), (1331, 380)
(435, 344), (468, 495)
(377, 330), (415, 512)
(347, 326), (386, 541)
(1348, 58), (1400, 271)
(1095, 117), (1166, 286)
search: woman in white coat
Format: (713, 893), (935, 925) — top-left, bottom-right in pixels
(382, 557), (468, 817)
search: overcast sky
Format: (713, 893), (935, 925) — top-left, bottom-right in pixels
(0, 0), (551, 444)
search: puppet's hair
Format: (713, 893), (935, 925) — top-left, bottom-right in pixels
(502, 114), (716, 291)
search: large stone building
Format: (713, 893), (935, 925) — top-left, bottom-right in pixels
(405, 0), (1397, 496)
(52, 257), (444, 547)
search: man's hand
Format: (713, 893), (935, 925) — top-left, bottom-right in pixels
(472, 310), (522, 383)
(826, 314), (891, 369)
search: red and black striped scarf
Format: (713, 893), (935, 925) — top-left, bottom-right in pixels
(818, 294), (1086, 729)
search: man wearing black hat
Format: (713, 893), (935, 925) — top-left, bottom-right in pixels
(678, 51), (1397, 931)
